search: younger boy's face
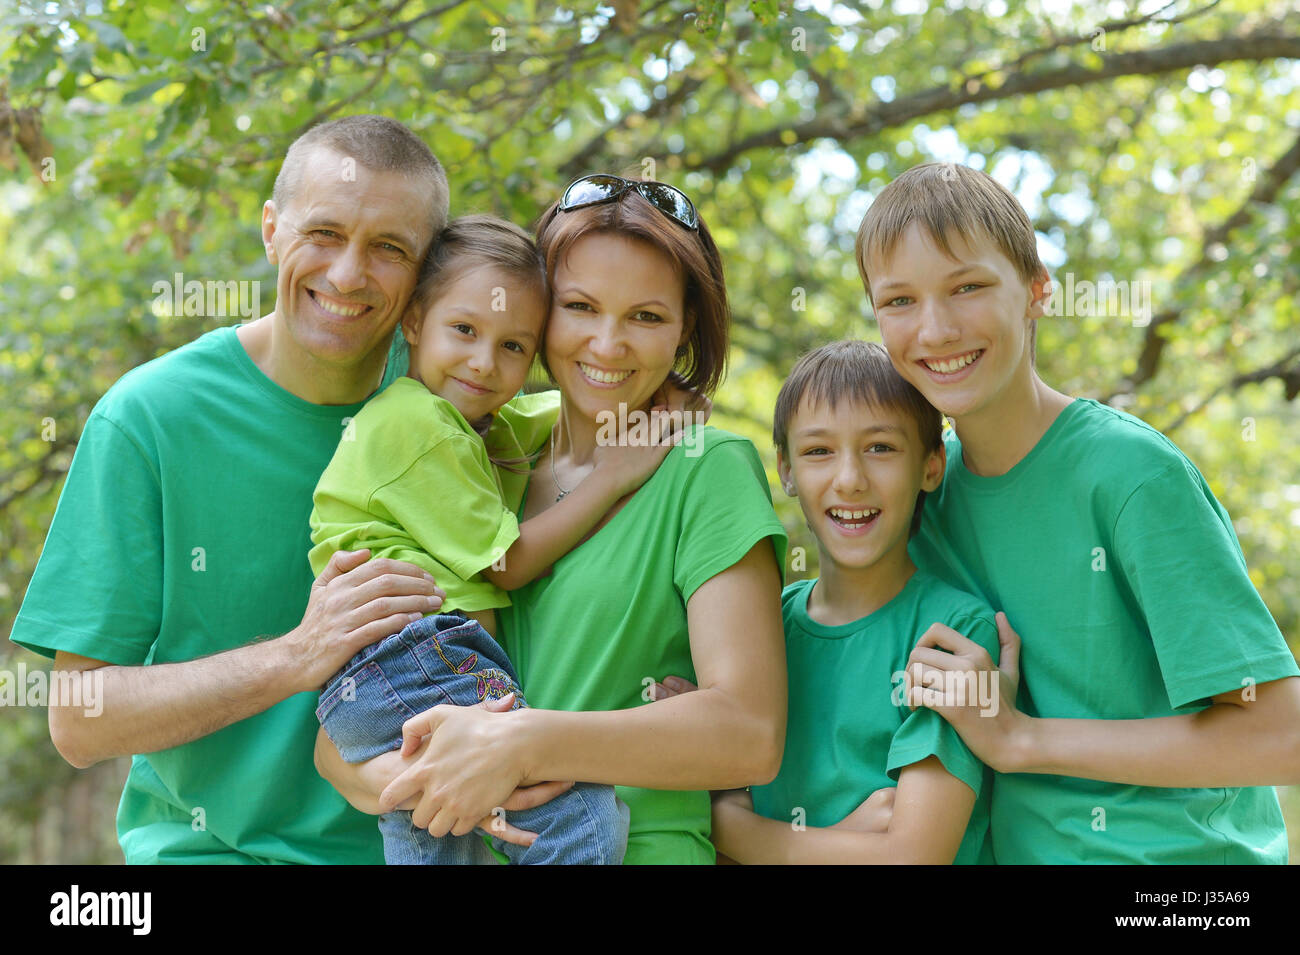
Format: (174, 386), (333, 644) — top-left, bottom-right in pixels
(778, 395), (944, 576)
(402, 265), (546, 424)
(867, 221), (1049, 420)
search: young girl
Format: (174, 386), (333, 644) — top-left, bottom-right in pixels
(309, 214), (679, 864)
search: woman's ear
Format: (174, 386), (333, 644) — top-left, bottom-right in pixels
(921, 441), (946, 493)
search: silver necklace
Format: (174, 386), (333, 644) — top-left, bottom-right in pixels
(549, 426), (572, 502)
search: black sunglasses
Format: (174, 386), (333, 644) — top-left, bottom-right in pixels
(558, 174), (699, 231)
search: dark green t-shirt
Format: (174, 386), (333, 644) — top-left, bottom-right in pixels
(751, 573), (997, 864)
(10, 326), (405, 864)
(910, 398), (1298, 864)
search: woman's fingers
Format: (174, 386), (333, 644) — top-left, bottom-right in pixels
(478, 812), (538, 848)
(500, 779), (574, 812)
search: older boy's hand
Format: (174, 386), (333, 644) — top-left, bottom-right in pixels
(905, 613), (1031, 772)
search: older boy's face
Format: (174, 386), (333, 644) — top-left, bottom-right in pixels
(261, 146), (435, 373)
(778, 395), (943, 575)
(868, 221), (1047, 420)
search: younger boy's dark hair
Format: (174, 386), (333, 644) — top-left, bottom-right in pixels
(773, 340), (944, 537)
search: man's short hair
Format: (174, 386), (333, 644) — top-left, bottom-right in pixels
(854, 162), (1046, 358)
(272, 115), (449, 246)
(774, 339), (943, 536)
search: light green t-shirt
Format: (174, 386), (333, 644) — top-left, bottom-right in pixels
(500, 427), (788, 865)
(9, 326), (412, 864)
(910, 397), (1299, 864)
(308, 377), (560, 613)
(751, 574), (996, 864)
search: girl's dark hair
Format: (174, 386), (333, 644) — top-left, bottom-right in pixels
(773, 340), (944, 537)
(532, 183), (730, 396)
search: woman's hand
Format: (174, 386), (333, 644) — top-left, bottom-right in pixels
(382, 693), (534, 838)
(647, 675), (697, 701)
(904, 612), (1029, 771)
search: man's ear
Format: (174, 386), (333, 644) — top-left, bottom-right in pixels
(921, 441), (946, 493)
(1026, 267), (1052, 320)
(261, 200), (279, 265)
(777, 450), (796, 497)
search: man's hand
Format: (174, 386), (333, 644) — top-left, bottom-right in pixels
(283, 549), (445, 694)
(904, 612), (1029, 770)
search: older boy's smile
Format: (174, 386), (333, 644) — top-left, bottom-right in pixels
(920, 349), (983, 377)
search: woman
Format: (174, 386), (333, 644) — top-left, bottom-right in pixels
(317, 174), (789, 863)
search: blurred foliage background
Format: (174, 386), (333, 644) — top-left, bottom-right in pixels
(1, 0), (1297, 863)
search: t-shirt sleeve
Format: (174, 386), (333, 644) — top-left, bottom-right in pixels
(885, 611), (999, 798)
(1114, 460), (1299, 710)
(368, 432), (520, 583)
(9, 412), (163, 664)
(494, 391), (561, 456)
(671, 436), (788, 602)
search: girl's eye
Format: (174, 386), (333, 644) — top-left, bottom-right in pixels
(503, 341), (527, 354)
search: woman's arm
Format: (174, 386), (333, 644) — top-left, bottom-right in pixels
(382, 540), (787, 837)
(711, 757), (974, 865)
(909, 615), (1300, 786)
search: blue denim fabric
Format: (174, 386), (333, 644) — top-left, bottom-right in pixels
(317, 613), (628, 865)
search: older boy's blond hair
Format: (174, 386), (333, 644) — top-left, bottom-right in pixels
(855, 162), (1046, 356)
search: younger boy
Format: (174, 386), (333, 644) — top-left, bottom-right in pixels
(710, 339), (999, 864)
(856, 161), (1300, 863)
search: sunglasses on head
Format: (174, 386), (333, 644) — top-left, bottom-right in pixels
(557, 174), (699, 231)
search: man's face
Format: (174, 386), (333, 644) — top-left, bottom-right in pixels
(261, 147), (436, 373)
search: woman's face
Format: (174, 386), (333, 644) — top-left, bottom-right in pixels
(546, 231), (690, 423)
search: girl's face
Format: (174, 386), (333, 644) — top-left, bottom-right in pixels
(402, 264), (546, 424)
(545, 232), (691, 423)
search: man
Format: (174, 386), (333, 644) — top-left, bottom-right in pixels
(11, 115), (454, 863)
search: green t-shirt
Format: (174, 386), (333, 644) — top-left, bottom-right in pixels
(309, 377), (560, 613)
(9, 326), (410, 864)
(910, 397), (1299, 864)
(500, 427), (788, 865)
(751, 574), (997, 864)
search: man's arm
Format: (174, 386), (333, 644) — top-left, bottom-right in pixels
(711, 757), (974, 865)
(908, 616), (1300, 787)
(49, 550), (445, 768)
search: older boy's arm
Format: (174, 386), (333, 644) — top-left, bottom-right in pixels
(909, 617), (1300, 786)
(712, 758), (974, 865)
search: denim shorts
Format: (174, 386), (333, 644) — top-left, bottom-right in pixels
(317, 613), (628, 865)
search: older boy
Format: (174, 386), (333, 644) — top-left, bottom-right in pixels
(857, 162), (1300, 863)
